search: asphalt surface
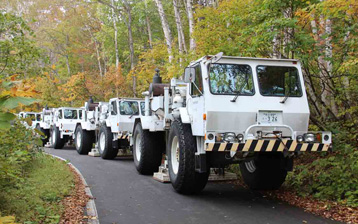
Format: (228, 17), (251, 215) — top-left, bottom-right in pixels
(45, 146), (340, 224)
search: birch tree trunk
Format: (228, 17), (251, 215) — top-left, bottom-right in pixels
(186, 0), (196, 51)
(122, 0), (136, 96)
(144, 0), (153, 49)
(111, 0), (119, 69)
(154, 0), (173, 62)
(173, 0), (187, 54)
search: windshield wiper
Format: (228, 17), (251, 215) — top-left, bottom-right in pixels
(280, 91), (290, 104)
(231, 91), (240, 102)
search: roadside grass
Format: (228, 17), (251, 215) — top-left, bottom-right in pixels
(0, 153), (74, 223)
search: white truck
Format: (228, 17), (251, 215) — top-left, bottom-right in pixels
(52, 107), (83, 149)
(35, 108), (55, 146)
(132, 53), (332, 194)
(18, 112), (41, 128)
(95, 98), (144, 159)
(74, 100), (108, 155)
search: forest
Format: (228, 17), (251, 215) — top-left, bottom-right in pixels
(1, 0), (358, 221)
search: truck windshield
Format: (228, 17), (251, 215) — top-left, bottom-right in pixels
(257, 66), (302, 97)
(120, 101), (139, 115)
(209, 64), (254, 95)
(26, 114), (36, 121)
(64, 109), (78, 119)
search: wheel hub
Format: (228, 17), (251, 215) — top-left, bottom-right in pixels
(171, 136), (180, 175)
(76, 131), (81, 148)
(135, 134), (141, 162)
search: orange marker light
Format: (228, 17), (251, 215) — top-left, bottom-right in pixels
(117, 123), (119, 126)
(203, 113), (207, 120)
(204, 133), (207, 140)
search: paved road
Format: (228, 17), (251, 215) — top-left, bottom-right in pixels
(46, 146), (339, 224)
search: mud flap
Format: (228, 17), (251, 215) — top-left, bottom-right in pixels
(195, 154), (207, 173)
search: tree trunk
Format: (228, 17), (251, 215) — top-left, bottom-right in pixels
(144, 0), (153, 49)
(122, 0), (136, 96)
(173, 0), (187, 54)
(186, 0), (196, 51)
(154, 0), (173, 62)
(111, 0), (119, 69)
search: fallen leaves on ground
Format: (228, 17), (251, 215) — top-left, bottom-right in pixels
(59, 166), (89, 224)
(264, 189), (358, 224)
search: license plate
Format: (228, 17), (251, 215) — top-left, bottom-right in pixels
(258, 111), (282, 124)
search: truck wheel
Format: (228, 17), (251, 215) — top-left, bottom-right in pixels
(52, 127), (65, 149)
(167, 120), (209, 194)
(98, 125), (118, 159)
(240, 154), (287, 190)
(36, 124), (49, 146)
(133, 122), (163, 175)
(75, 126), (93, 155)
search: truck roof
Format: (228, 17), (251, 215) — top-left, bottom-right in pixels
(190, 55), (300, 66)
(111, 97), (144, 101)
(56, 107), (82, 110)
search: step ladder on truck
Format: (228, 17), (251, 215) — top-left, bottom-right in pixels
(132, 53), (332, 194)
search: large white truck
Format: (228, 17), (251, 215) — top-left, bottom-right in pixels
(74, 100), (108, 155)
(132, 53), (332, 194)
(52, 107), (83, 149)
(96, 98), (144, 159)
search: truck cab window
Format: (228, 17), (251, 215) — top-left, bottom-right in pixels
(191, 65), (203, 96)
(79, 110), (83, 119)
(58, 110), (63, 119)
(120, 101), (139, 115)
(111, 101), (118, 115)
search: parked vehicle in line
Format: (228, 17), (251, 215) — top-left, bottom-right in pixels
(52, 107), (83, 149)
(74, 100), (108, 155)
(96, 98), (144, 159)
(132, 53), (332, 194)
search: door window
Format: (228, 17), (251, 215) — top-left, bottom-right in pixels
(111, 101), (118, 115)
(191, 64), (203, 96)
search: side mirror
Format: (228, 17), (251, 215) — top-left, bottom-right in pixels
(184, 67), (195, 83)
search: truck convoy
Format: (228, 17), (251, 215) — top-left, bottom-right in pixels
(17, 54), (332, 195)
(132, 53), (332, 194)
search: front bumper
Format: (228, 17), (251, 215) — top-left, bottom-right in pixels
(206, 139), (331, 152)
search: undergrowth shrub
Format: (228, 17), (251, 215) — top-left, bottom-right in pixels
(0, 120), (42, 187)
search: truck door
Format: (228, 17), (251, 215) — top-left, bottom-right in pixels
(118, 100), (139, 133)
(187, 64), (205, 136)
(109, 99), (119, 133)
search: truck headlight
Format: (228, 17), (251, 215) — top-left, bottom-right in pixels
(237, 134), (244, 142)
(296, 135), (304, 142)
(304, 133), (315, 142)
(224, 132), (236, 142)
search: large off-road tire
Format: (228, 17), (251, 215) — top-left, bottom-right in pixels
(75, 125), (94, 155)
(52, 127), (65, 149)
(36, 124), (49, 146)
(133, 122), (164, 175)
(167, 120), (209, 194)
(98, 125), (118, 159)
(240, 153), (288, 190)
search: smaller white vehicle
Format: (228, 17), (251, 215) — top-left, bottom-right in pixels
(74, 101), (109, 155)
(96, 98), (144, 159)
(35, 108), (55, 146)
(18, 112), (41, 129)
(52, 107), (83, 149)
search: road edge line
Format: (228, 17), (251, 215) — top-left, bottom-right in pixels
(46, 153), (100, 224)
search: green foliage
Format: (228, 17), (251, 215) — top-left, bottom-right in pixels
(0, 11), (44, 78)
(0, 153), (74, 223)
(0, 121), (41, 184)
(286, 143), (358, 207)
